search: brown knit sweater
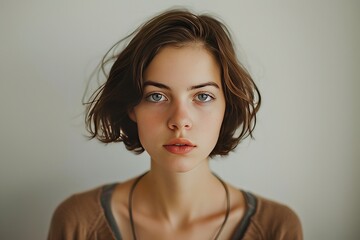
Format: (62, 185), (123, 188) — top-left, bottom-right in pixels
(48, 185), (302, 240)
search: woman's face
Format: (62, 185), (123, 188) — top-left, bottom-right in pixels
(130, 44), (226, 173)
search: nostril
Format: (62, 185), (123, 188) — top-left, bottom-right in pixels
(167, 105), (192, 130)
(168, 121), (192, 130)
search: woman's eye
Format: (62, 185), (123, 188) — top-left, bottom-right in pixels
(195, 93), (214, 102)
(145, 93), (167, 102)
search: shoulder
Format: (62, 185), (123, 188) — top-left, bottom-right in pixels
(52, 186), (103, 223)
(245, 193), (303, 240)
(48, 185), (114, 240)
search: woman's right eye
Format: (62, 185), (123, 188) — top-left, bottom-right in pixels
(145, 93), (167, 102)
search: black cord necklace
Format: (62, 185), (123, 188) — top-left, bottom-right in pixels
(128, 172), (230, 240)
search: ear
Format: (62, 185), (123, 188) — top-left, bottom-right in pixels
(128, 108), (137, 122)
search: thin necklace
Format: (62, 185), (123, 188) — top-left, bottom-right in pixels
(128, 172), (230, 240)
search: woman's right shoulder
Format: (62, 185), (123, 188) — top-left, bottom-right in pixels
(47, 185), (111, 239)
(56, 185), (105, 216)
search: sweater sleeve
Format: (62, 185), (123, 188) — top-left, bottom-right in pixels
(47, 186), (114, 240)
(271, 203), (303, 240)
(47, 194), (89, 240)
(245, 195), (303, 240)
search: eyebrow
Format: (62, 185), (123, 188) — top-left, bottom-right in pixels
(143, 81), (220, 90)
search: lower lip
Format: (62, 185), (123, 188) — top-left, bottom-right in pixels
(163, 145), (195, 154)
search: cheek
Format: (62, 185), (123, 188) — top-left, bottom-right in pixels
(201, 115), (224, 136)
(201, 101), (225, 126)
(196, 107), (225, 137)
(135, 112), (163, 141)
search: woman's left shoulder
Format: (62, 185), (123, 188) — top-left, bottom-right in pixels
(246, 192), (303, 239)
(255, 194), (300, 220)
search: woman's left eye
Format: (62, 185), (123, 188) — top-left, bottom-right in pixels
(195, 93), (214, 102)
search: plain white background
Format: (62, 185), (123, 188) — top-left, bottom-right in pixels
(1, 0), (359, 239)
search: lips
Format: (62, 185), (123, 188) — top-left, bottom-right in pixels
(163, 138), (196, 154)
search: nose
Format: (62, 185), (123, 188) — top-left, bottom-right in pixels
(167, 101), (192, 131)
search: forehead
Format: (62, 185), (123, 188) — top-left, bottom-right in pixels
(143, 44), (221, 88)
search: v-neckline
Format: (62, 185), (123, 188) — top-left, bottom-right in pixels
(100, 183), (257, 240)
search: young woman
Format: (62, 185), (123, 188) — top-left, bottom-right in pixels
(48, 9), (302, 240)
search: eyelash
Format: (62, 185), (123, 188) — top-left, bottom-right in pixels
(145, 93), (167, 102)
(194, 92), (215, 102)
(145, 92), (215, 103)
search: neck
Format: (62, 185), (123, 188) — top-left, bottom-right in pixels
(135, 160), (226, 226)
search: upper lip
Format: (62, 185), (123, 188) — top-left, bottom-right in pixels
(164, 138), (196, 147)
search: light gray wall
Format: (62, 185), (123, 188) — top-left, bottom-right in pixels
(1, 0), (359, 239)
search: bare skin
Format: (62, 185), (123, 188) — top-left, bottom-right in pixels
(111, 162), (246, 240)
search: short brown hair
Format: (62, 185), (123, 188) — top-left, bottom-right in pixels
(85, 9), (261, 157)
